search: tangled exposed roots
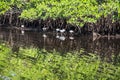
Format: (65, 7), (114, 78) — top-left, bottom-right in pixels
(0, 13), (120, 36)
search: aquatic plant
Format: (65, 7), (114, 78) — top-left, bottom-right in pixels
(0, 44), (120, 80)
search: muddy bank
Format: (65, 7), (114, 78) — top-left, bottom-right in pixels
(0, 12), (120, 36)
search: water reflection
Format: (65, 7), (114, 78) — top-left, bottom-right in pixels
(0, 27), (120, 62)
(21, 30), (25, 35)
(59, 36), (66, 41)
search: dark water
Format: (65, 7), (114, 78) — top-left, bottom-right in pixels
(0, 27), (120, 62)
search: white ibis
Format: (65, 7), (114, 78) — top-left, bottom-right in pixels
(69, 30), (74, 40)
(56, 28), (60, 32)
(60, 29), (65, 33)
(21, 25), (24, 28)
(20, 25), (25, 35)
(69, 30), (74, 36)
(60, 29), (66, 36)
(42, 27), (47, 31)
(56, 28), (60, 38)
(69, 30), (74, 34)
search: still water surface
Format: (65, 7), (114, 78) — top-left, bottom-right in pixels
(0, 27), (120, 62)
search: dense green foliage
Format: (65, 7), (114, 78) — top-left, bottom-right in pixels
(0, 0), (120, 26)
(0, 1), (10, 14)
(0, 44), (120, 80)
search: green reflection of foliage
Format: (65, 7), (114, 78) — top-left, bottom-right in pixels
(0, 44), (120, 80)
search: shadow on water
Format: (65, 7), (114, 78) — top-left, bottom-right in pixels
(0, 27), (120, 62)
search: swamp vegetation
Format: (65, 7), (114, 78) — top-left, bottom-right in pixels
(0, 0), (120, 80)
(0, 43), (120, 80)
(0, 0), (120, 35)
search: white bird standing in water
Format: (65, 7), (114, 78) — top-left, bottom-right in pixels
(56, 29), (66, 40)
(60, 29), (66, 36)
(56, 28), (60, 32)
(42, 27), (47, 38)
(60, 29), (65, 33)
(69, 30), (74, 34)
(42, 27), (47, 31)
(21, 25), (25, 35)
(69, 30), (74, 40)
(56, 28), (60, 38)
(21, 25), (24, 28)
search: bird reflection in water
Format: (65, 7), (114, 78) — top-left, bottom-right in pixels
(59, 36), (66, 41)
